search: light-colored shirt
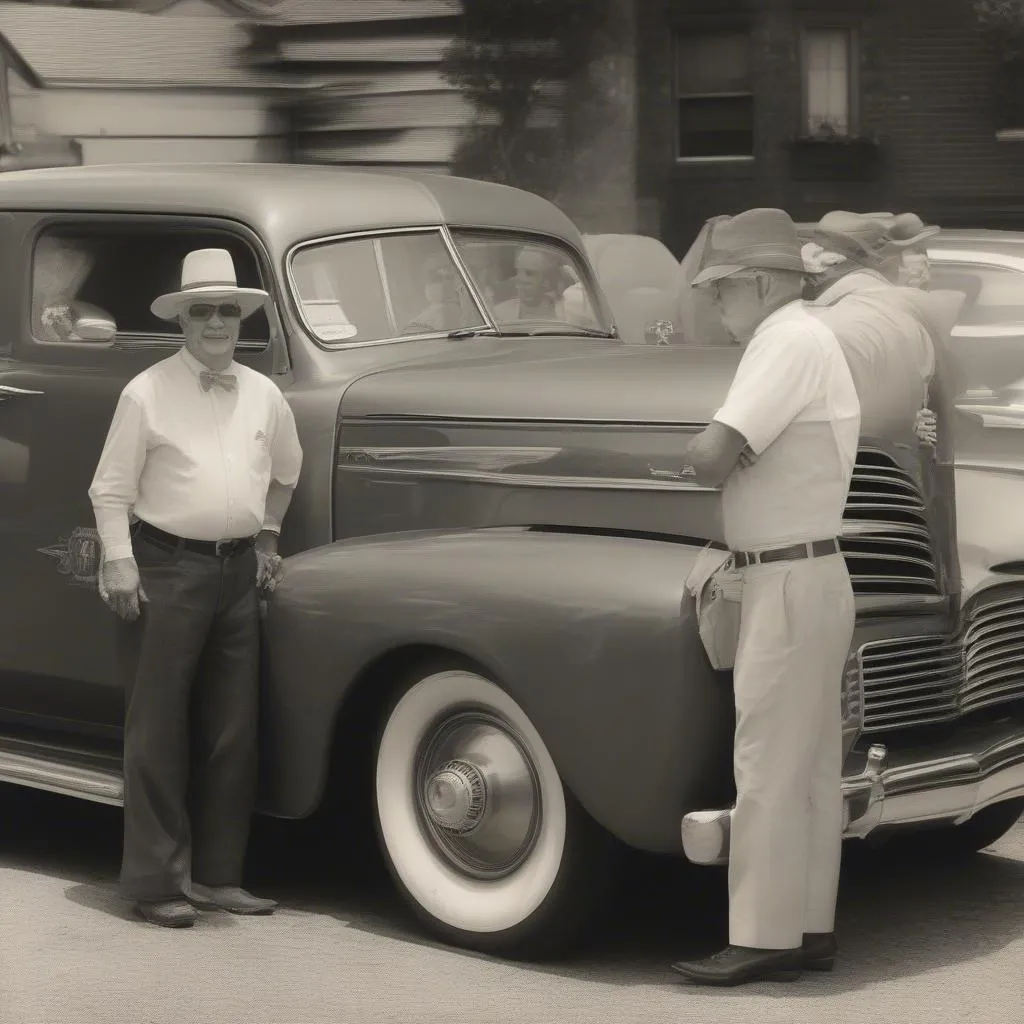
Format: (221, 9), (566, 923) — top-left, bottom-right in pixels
(713, 301), (861, 551)
(810, 273), (935, 439)
(89, 348), (303, 562)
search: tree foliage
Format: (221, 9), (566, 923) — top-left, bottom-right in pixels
(441, 0), (614, 198)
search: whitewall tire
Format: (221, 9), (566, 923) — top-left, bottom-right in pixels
(374, 666), (614, 959)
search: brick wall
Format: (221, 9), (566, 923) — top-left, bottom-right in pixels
(876, 0), (1024, 221)
(637, 0), (1024, 257)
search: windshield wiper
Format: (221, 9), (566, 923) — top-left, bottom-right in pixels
(448, 325), (617, 340)
(521, 326), (618, 338)
(447, 327), (499, 339)
(485, 326), (617, 339)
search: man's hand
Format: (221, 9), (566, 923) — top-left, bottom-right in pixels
(737, 445), (759, 469)
(914, 407), (938, 447)
(98, 557), (147, 622)
(255, 530), (284, 593)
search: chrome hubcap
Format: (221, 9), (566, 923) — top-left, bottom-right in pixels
(424, 759), (487, 834)
(415, 711), (541, 879)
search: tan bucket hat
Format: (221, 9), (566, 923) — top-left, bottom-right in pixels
(690, 208), (805, 286)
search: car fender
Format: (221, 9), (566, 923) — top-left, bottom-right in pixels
(258, 527), (735, 853)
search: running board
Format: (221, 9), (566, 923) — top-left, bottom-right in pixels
(0, 735), (123, 806)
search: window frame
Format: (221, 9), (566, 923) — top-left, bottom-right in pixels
(799, 25), (860, 138)
(24, 213), (287, 365)
(672, 26), (755, 165)
(285, 224), (612, 351)
(0, 47), (13, 153)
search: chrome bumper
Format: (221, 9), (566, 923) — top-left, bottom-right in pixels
(681, 719), (1024, 866)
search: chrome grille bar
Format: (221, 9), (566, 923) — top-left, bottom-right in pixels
(859, 585), (1024, 732)
(842, 449), (938, 596)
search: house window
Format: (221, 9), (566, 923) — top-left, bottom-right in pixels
(803, 29), (854, 135)
(674, 30), (754, 160)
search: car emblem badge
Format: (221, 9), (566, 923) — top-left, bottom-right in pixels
(37, 526), (102, 587)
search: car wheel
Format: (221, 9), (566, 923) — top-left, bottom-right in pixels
(374, 666), (616, 960)
(887, 797), (1024, 859)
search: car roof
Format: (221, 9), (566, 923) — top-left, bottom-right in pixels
(0, 163), (586, 254)
(928, 228), (1024, 259)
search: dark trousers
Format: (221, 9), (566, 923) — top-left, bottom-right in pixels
(116, 533), (260, 902)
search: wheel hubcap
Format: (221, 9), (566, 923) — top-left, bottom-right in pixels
(415, 711), (542, 879)
(424, 759), (487, 834)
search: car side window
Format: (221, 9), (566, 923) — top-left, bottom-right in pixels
(30, 224), (271, 347)
(930, 262), (1024, 327)
(289, 230), (488, 345)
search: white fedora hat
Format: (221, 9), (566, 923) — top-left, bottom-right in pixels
(151, 248), (269, 321)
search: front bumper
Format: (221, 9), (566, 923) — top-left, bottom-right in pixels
(681, 717), (1024, 865)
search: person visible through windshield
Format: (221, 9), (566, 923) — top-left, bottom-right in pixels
(494, 247), (565, 322)
(406, 251), (475, 333)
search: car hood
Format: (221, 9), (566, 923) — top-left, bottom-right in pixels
(340, 341), (743, 423)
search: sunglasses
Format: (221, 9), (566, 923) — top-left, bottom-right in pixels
(188, 302), (242, 320)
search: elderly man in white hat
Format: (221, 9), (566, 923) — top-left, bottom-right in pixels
(669, 209), (860, 987)
(88, 248), (303, 928)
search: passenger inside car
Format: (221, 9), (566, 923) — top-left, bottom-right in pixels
(492, 247), (565, 322)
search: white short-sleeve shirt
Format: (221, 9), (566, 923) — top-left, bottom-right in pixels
(713, 301), (861, 552)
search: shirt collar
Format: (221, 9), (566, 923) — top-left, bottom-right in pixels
(178, 346), (237, 378)
(754, 299), (806, 336)
(812, 269), (891, 306)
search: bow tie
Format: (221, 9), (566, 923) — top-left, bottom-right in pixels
(199, 371), (237, 394)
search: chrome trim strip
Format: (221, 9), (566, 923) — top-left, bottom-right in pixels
(439, 223), (498, 332)
(337, 459), (718, 493)
(372, 235), (399, 335)
(0, 749), (123, 806)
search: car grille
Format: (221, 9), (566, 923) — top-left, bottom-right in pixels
(841, 449), (939, 596)
(858, 586), (1024, 732)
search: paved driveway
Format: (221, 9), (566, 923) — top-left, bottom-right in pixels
(1, 786), (1021, 1024)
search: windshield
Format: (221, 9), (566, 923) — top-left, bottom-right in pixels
(288, 228), (610, 346)
(449, 230), (607, 334)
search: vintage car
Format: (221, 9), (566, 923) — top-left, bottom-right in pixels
(1, 165), (1023, 961)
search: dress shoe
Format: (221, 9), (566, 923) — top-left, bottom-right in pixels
(670, 945), (803, 986)
(135, 898), (198, 929)
(802, 931), (838, 971)
(187, 883), (278, 915)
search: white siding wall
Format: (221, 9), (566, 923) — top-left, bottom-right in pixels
(78, 134), (286, 163)
(32, 88), (284, 138)
(8, 79), (287, 164)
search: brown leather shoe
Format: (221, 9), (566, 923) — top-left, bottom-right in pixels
(135, 899), (198, 929)
(802, 931), (838, 971)
(187, 884), (278, 915)
(670, 945), (803, 986)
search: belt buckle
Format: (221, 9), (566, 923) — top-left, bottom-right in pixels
(215, 539), (232, 557)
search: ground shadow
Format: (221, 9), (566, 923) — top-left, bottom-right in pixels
(3, 783), (1022, 993)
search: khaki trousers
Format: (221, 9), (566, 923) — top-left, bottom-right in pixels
(728, 552), (855, 949)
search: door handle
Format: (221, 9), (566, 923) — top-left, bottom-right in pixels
(0, 384), (45, 402)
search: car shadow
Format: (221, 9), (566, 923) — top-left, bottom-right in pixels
(2, 783), (1022, 992)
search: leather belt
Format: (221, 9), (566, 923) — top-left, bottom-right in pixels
(732, 537), (840, 569)
(134, 520), (255, 558)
